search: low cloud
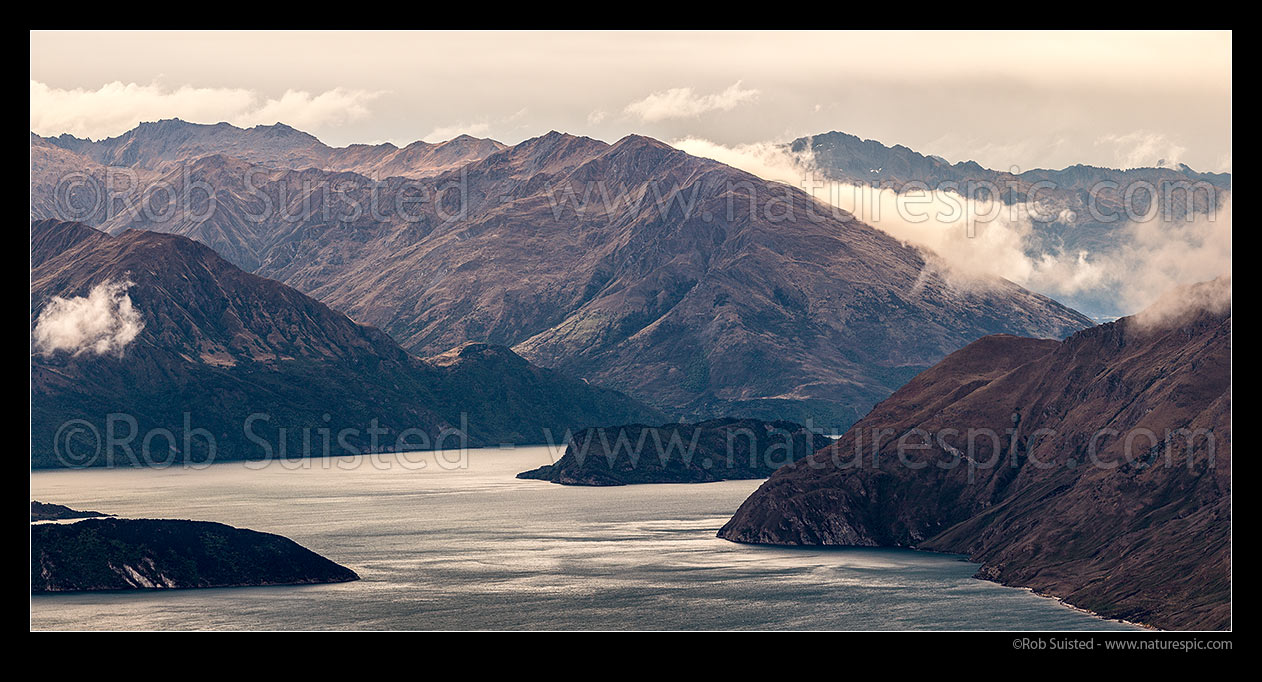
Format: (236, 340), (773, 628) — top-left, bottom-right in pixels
(1131, 275), (1231, 331)
(670, 137), (801, 185)
(30, 80), (383, 140)
(33, 280), (145, 357)
(625, 82), (759, 122)
(672, 137), (1231, 317)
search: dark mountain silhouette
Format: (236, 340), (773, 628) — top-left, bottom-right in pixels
(719, 279), (1231, 630)
(32, 517), (359, 591)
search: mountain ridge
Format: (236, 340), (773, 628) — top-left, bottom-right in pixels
(30, 219), (666, 467)
(35, 118), (507, 179)
(31, 122), (1093, 428)
(793, 129), (1231, 188)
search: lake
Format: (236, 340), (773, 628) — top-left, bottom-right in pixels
(30, 447), (1136, 630)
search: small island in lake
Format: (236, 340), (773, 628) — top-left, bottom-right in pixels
(32, 517), (359, 592)
(518, 418), (833, 486)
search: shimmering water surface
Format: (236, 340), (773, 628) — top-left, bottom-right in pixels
(31, 447), (1135, 630)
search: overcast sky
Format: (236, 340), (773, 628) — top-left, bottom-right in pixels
(30, 30), (1232, 172)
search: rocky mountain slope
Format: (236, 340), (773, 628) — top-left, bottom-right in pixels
(31, 219), (664, 467)
(32, 517), (358, 591)
(30, 122), (1092, 429)
(517, 418), (832, 485)
(719, 279), (1231, 630)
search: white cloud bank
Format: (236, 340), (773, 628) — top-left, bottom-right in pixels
(33, 280), (145, 356)
(625, 82), (759, 122)
(1132, 274), (1231, 331)
(30, 80), (383, 140)
(673, 137), (1231, 316)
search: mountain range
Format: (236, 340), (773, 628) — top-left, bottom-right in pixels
(719, 278), (1231, 630)
(31, 219), (663, 467)
(28, 119), (1232, 630)
(36, 120), (506, 177)
(792, 131), (1231, 319)
(794, 130), (1231, 201)
(31, 120), (1092, 429)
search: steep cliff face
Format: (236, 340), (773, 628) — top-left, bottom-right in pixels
(517, 418), (833, 485)
(32, 123), (1092, 429)
(719, 280), (1231, 630)
(32, 518), (359, 591)
(30, 220), (664, 467)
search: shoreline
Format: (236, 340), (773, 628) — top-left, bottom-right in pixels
(720, 536), (1148, 630)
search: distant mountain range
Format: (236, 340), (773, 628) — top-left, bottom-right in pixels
(791, 131), (1231, 319)
(31, 219), (663, 467)
(793, 130), (1231, 198)
(30, 120), (1092, 429)
(36, 120), (505, 177)
(720, 279), (1231, 630)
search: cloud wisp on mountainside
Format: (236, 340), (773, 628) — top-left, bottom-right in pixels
(32, 278), (144, 357)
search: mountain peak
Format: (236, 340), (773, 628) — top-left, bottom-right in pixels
(30, 219), (109, 268)
(132, 118), (219, 134)
(496, 130), (607, 169)
(138, 117), (190, 126)
(31, 221), (666, 466)
(426, 341), (525, 367)
(611, 133), (674, 151)
(247, 121), (320, 141)
(33, 119), (503, 179)
(256, 121), (297, 132)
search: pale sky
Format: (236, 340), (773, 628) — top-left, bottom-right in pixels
(30, 30), (1232, 172)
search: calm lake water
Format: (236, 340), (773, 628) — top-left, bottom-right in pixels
(30, 447), (1136, 630)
